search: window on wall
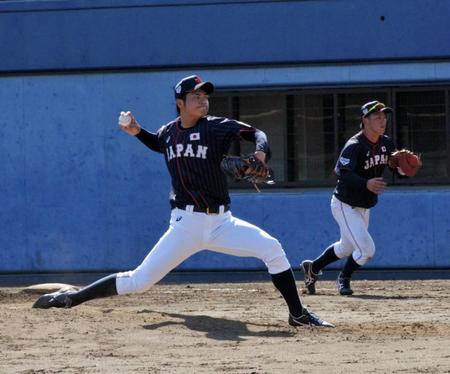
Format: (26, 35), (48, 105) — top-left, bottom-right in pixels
(209, 96), (230, 118)
(292, 94), (334, 184)
(396, 90), (449, 181)
(210, 86), (450, 187)
(238, 95), (286, 181)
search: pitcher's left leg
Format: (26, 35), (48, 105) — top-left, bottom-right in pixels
(208, 213), (334, 327)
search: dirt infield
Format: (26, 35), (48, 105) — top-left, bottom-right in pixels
(1, 279), (450, 373)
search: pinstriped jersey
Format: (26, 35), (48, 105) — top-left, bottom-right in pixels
(334, 131), (395, 209)
(139, 115), (270, 209)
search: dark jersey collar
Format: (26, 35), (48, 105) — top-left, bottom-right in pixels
(358, 131), (381, 146)
(176, 116), (207, 131)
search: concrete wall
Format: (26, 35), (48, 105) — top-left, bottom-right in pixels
(1, 0), (450, 72)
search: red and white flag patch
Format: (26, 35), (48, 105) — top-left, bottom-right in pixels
(190, 133), (200, 141)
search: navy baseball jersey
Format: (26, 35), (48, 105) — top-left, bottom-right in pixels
(334, 131), (395, 209)
(135, 115), (270, 209)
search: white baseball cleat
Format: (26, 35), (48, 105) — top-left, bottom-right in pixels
(288, 308), (335, 328)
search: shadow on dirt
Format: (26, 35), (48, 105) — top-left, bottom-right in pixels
(141, 310), (296, 341)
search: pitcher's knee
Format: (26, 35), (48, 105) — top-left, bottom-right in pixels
(116, 269), (156, 295)
(266, 253), (291, 274)
(264, 240), (291, 274)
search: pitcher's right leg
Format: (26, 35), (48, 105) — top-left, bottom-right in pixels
(116, 208), (204, 294)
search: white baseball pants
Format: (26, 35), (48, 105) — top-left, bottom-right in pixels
(116, 207), (291, 295)
(330, 195), (375, 266)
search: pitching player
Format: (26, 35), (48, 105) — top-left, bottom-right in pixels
(33, 75), (334, 328)
(301, 101), (396, 296)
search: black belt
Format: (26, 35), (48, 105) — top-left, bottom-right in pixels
(173, 203), (230, 214)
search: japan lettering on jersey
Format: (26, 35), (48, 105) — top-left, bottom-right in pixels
(166, 143), (208, 160)
(335, 133), (395, 180)
(363, 146), (389, 171)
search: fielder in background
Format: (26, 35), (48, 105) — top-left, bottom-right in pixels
(301, 101), (421, 296)
(33, 75), (334, 328)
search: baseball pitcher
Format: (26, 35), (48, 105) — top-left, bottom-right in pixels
(33, 75), (334, 328)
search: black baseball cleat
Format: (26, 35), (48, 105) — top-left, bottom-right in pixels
(336, 275), (353, 296)
(32, 288), (76, 309)
(301, 260), (321, 294)
(288, 309), (335, 328)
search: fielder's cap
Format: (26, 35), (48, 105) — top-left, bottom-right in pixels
(361, 100), (393, 117)
(174, 75), (214, 99)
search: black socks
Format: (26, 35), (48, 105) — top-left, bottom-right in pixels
(271, 268), (303, 317)
(341, 256), (361, 278)
(312, 246), (361, 278)
(69, 273), (118, 307)
(312, 245), (339, 274)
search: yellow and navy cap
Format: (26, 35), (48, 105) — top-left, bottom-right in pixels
(361, 100), (393, 117)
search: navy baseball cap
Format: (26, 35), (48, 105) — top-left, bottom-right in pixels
(174, 75), (214, 99)
(361, 100), (393, 117)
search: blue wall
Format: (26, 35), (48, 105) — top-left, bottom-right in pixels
(1, 69), (449, 273)
(1, 0), (450, 273)
(1, 0), (450, 72)
(191, 189), (450, 270)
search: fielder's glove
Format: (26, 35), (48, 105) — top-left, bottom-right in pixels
(388, 149), (422, 177)
(221, 154), (274, 190)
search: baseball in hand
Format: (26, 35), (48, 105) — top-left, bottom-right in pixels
(119, 111), (132, 126)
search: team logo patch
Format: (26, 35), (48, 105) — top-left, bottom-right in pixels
(176, 216), (182, 222)
(190, 133), (200, 141)
(339, 157), (350, 166)
(381, 146), (386, 152)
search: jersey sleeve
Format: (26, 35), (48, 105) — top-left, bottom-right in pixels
(135, 127), (165, 153)
(334, 142), (360, 175)
(219, 118), (272, 160)
(334, 142), (367, 190)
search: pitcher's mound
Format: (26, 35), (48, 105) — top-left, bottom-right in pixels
(22, 283), (80, 294)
